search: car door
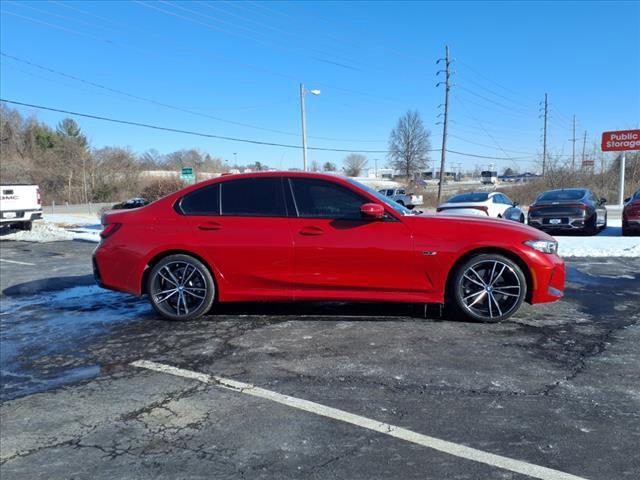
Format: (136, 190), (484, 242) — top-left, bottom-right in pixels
(286, 177), (422, 300)
(492, 194), (512, 217)
(176, 177), (294, 301)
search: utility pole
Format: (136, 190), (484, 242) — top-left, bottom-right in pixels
(299, 83), (308, 172)
(619, 153), (626, 206)
(581, 131), (587, 168)
(571, 115), (577, 170)
(542, 93), (548, 176)
(436, 45), (451, 203)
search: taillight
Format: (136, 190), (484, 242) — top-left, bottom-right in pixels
(100, 223), (121, 239)
(471, 206), (489, 214)
(37, 188), (42, 205)
(437, 206), (489, 215)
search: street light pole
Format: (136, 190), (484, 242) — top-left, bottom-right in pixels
(299, 83), (320, 171)
(300, 83), (308, 172)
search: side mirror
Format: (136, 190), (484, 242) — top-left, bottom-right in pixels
(624, 197), (630, 203)
(600, 198), (607, 204)
(512, 201), (519, 207)
(361, 203), (385, 219)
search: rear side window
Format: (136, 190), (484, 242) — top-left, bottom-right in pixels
(538, 190), (586, 201)
(221, 177), (286, 217)
(448, 192), (489, 203)
(178, 184), (220, 215)
(290, 178), (367, 219)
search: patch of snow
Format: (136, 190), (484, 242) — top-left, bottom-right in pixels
(1, 221), (101, 243)
(555, 222), (640, 257)
(44, 213), (100, 227)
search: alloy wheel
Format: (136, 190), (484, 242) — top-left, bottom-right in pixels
(150, 260), (210, 318)
(458, 259), (523, 321)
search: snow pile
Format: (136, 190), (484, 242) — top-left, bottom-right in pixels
(557, 236), (640, 257)
(1, 220), (101, 243)
(554, 220), (639, 258)
(1, 222), (74, 242)
(44, 213), (100, 227)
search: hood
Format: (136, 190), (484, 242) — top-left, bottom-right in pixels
(407, 212), (555, 241)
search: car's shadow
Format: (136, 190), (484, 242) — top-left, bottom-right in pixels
(2, 276), (462, 322)
(211, 300), (441, 319)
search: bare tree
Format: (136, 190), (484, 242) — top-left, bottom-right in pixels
(387, 110), (430, 179)
(310, 160), (320, 172)
(323, 161), (336, 172)
(343, 154), (368, 177)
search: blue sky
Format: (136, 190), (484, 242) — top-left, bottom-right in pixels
(1, 0), (638, 172)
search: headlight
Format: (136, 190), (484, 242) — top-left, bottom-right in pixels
(524, 239), (558, 254)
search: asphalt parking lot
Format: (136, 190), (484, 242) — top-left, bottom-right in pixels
(1, 240), (639, 479)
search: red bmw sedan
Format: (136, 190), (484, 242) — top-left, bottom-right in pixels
(94, 172), (565, 322)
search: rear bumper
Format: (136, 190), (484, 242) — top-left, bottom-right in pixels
(0, 209), (42, 223)
(528, 215), (587, 230)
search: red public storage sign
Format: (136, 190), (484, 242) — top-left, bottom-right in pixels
(601, 129), (640, 151)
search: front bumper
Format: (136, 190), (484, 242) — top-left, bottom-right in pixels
(520, 249), (565, 304)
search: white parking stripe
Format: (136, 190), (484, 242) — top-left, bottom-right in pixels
(0, 258), (36, 266)
(131, 360), (589, 480)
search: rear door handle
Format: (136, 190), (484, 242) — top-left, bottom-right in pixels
(198, 221), (222, 231)
(299, 226), (324, 236)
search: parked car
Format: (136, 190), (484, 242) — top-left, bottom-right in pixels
(528, 188), (607, 235)
(378, 188), (423, 209)
(436, 192), (524, 222)
(112, 197), (149, 210)
(0, 184), (42, 230)
(94, 172), (564, 323)
(622, 188), (640, 236)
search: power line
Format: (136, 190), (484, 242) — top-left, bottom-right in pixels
(454, 95), (511, 158)
(448, 135), (534, 155)
(4, 4), (408, 107)
(0, 52), (384, 143)
(1, 98), (540, 161)
(455, 85), (533, 115)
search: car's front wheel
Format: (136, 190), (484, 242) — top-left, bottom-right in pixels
(449, 253), (527, 322)
(147, 254), (216, 321)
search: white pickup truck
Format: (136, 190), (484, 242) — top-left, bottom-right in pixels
(0, 184), (43, 230)
(378, 188), (423, 210)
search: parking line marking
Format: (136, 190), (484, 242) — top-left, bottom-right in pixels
(131, 360), (588, 480)
(0, 258), (36, 266)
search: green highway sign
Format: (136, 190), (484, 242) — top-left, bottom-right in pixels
(180, 167), (195, 183)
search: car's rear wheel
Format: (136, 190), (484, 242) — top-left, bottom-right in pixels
(148, 254), (215, 321)
(583, 213), (598, 235)
(449, 254), (527, 322)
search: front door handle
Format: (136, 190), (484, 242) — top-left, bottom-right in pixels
(299, 226), (324, 236)
(198, 221), (222, 231)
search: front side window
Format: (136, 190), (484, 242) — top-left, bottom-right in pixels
(290, 178), (368, 220)
(220, 177), (286, 217)
(178, 184), (220, 215)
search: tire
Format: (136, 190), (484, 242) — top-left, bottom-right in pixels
(448, 253), (527, 323)
(20, 221), (33, 231)
(147, 254), (216, 321)
(519, 215), (525, 223)
(583, 213), (598, 236)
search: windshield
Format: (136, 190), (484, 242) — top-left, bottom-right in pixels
(346, 178), (413, 216)
(537, 189), (586, 201)
(447, 192), (489, 203)
(633, 189), (640, 200)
